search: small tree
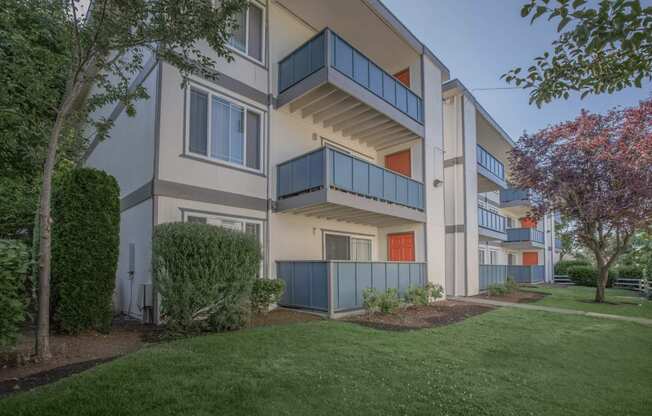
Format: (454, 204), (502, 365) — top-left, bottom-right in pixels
(33, 0), (246, 360)
(510, 98), (652, 302)
(503, 0), (652, 106)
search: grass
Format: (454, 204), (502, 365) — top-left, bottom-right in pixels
(1, 308), (651, 416)
(522, 285), (652, 319)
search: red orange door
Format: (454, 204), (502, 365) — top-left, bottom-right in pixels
(520, 217), (537, 228)
(394, 68), (410, 88)
(388, 233), (415, 262)
(523, 252), (539, 265)
(385, 150), (411, 177)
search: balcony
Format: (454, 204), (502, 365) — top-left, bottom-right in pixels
(500, 188), (532, 217)
(276, 146), (425, 226)
(478, 207), (507, 241)
(479, 265), (545, 290)
(277, 29), (424, 150)
(277, 261), (426, 316)
(555, 238), (562, 251)
(503, 228), (545, 249)
(477, 145), (507, 191)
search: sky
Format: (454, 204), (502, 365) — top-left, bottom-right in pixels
(383, 0), (651, 140)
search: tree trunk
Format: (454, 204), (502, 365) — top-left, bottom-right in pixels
(35, 111), (66, 361)
(594, 266), (609, 303)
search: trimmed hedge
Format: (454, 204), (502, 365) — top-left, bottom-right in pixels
(567, 266), (615, 287)
(555, 260), (591, 275)
(613, 265), (645, 280)
(251, 279), (285, 314)
(153, 222), (261, 333)
(0, 240), (29, 347)
(51, 168), (120, 334)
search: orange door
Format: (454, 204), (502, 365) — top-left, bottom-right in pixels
(523, 252), (539, 265)
(385, 150), (411, 177)
(388, 233), (415, 262)
(520, 217), (537, 228)
(394, 68), (410, 87)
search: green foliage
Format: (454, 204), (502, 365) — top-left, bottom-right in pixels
(153, 222), (261, 333)
(504, 0), (652, 106)
(404, 283), (444, 306)
(504, 276), (519, 293)
(0, 0), (76, 239)
(405, 286), (429, 306)
(555, 260), (592, 275)
(487, 284), (510, 297)
(362, 288), (401, 314)
(0, 240), (30, 347)
(51, 168), (120, 334)
(567, 266), (598, 287)
(613, 264), (645, 280)
(251, 279), (285, 314)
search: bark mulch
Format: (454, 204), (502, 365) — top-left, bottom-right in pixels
(346, 300), (494, 331)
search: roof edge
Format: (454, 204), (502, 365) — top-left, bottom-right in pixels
(442, 79), (516, 147)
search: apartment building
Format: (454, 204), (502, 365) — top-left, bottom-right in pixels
(442, 80), (561, 297)
(84, 0), (558, 320)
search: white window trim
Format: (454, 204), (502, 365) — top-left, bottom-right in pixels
(226, 2), (266, 65)
(185, 84), (264, 174)
(322, 231), (374, 261)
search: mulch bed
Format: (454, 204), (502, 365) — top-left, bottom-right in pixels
(0, 309), (320, 398)
(475, 290), (547, 304)
(346, 300), (494, 331)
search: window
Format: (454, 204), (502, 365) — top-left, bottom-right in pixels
(479, 250), (486, 265)
(324, 233), (372, 261)
(228, 4), (264, 62)
(187, 87), (262, 171)
(489, 250), (498, 265)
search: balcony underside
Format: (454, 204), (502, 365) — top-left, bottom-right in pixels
(277, 68), (424, 151)
(500, 201), (531, 218)
(502, 241), (544, 250)
(276, 188), (426, 226)
(478, 226), (507, 242)
(477, 168), (508, 192)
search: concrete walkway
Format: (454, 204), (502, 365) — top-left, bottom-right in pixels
(454, 297), (652, 327)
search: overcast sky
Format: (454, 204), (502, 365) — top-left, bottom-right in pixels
(383, 0), (652, 139)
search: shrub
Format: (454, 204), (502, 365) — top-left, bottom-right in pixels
(567, 265), (597, 287)
(251, 278), (285, 314)
(405, 286), (428, 306)
(614, 264), (645, 280)
(0, 240), (29, 347)
(51, 168), (120, 334)
(555, 260), (591, 275)
(504, 276), (519, 293)
(428, 283), (444, 301)
(153, 222), (261, 333)
(363, 288), (401, 314)
(487, 284), (509, 296)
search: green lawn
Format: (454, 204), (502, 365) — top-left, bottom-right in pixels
(2, 309), (651, 416)
(522, 285), (652, 319)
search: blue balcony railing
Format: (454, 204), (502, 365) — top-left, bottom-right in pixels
(477, 145), (505, 181)
(506, 228), (545, 244)
(277, 147), (424, 211)
(500, 188), (530, 204)
(478, 207), (506, 234)
(278, 29), (424, 124)
(479, 265), (545, 289)
(555, 238), (562, 249)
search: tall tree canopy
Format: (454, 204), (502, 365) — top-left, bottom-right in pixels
(503, 0), (652, 106)
(510, 98), (652, 302)
(0, 0), (74, 239)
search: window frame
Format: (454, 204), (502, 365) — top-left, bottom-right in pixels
(226, 2), (266, 65)
(322, 231), (373, 261)
(185, 84), (264, 174)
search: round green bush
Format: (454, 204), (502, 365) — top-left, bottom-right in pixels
(0, 240), (29, 347)
(567, 265), (596, 287)
(614, 265), (645, 280)
(251, 278), (285, 314)
(51, 168), (120, 334)
(153, 222), (261, 333)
